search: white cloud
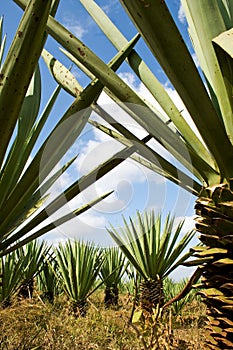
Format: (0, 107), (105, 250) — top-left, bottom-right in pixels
(174, 215), (196, 233)
(36, 69), (199, 248)
(102, 0), (120, 15)
(43, 211), (115, 247)
(62, 17), (87, 39)
(119, 72), (138, 88)
(178, 3), (186, 24)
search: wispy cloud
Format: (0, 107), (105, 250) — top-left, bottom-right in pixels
(178, 2), (186, 24)
(102, 0), (120, 15)
(62, 16), (87, 39)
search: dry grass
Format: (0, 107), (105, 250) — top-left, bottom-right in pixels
(0, 292), (207, 350)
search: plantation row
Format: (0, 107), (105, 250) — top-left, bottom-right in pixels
(0, 212), (199, 317)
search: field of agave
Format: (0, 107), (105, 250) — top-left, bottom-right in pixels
(1, 0), (233, 348)
(0, 236), (206, 349)
(0, 210), (204, 349)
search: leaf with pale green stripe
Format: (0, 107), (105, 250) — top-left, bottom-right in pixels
(0, 0), (52, 167)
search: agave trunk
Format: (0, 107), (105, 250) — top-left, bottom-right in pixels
(139, 276), (164, 313)
(104, 284), (119, 307)
(18, 278), (34, 299)
(194, 183), (233, 350)
(41, 291), (54, 304)
(71, 299), (88, 317)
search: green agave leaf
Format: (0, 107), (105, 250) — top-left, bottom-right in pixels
(42, 48), (82, 97)
(0, 0), (52, 167)
(18, 65), (41, 138)
(80, 0), (215, 170)
(120, 0), (233, 179)
(0, 31), (140, 240)
(108, 228), (147, 280)
(1, 157), (77, 242)
(12, 0), (218, 183)
(90, 105), (202, 195)
(213, 29), (233, 125)
(16, 240), (50, 282)
(0, 251), (25, 302)
(61, 44), (218, 184)
(0, 82), (62, 199)
(100, 247), (127, 287)
(0, 66), (41, 206)
(218, 0), (233, 28)
(182, 0), (233, 145)
(0, 190), (113, 256)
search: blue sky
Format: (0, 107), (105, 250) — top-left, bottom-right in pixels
(1, 1), (201, 279)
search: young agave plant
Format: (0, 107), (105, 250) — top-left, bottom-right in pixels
(163, 277), (200, 316)
(55, 240), (103, 316)
(0, 250), (24, 307)
(107, 211), (195, 313)
(36, 252), (61, 303)
(16, 240), (50, 299)
(0, 239), (49, 305)
(99, 247), (128, 307)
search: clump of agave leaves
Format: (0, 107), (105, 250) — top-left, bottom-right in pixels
(99, 246), (128, 307)
(0, 240), (49, 306)
(54, 239), (104, 316)
(107, 210), (196, 313)
(36, 251), (62, 303)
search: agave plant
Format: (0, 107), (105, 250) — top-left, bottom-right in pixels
(99, 247), (128, 307)
(163, 277), (200, 316)
(54, 240), (103, 316)
(16, 240), (50, 299)
(0, 250), (24, 307)
(107, 211), (195, 313)
(11, 0), (233, 346)
(0, 240), (50, 305)
(36, 252), (61, 303)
